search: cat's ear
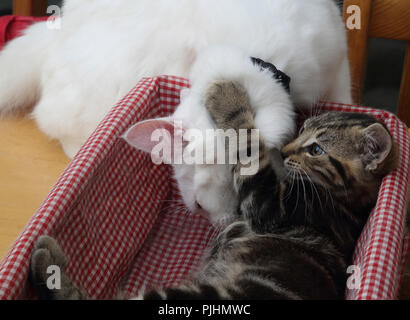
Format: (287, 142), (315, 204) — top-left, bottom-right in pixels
(122, 118), (186, 164)
(359, 123), (392, 171)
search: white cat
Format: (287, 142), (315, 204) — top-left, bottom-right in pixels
(0, 0), (351, 224)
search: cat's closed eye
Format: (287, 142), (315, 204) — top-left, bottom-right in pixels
(195, 201), (202, 209)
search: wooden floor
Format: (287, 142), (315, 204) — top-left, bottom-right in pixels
(0, 117), (69, 260)
(0, 116), (409, 298)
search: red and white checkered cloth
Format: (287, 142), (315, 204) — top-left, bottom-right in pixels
(0, 15), (48, 51)
(0, 76), (409, 300)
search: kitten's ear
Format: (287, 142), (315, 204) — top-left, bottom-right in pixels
(122, 118), (186, 163)
(360, 123), (392, 171)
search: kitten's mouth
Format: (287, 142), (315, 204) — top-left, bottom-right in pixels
(284, 166), (310, 180)
(284, 168), (322, 186)
(284, 164), (301, 176)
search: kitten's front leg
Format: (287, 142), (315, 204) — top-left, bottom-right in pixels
(30, 236), (89, 300)
(205, 80), (283, 233)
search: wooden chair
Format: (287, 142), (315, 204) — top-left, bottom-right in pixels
(343, 0), (410, 126)
(13, 0), (47, 17)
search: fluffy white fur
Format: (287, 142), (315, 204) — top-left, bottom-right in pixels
(0, 0), (352, 224)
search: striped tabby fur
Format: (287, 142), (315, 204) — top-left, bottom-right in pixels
(29, 80), (398, 300)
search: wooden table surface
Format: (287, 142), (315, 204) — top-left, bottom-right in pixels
(0, 117), (69, 260)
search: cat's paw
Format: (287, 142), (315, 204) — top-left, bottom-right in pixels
(205, 80), (253, 130)
(30, 235), (88, 300)
(30, 236), (67, 293)
(32, 236), (67, 269)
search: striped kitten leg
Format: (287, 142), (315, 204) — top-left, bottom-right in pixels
(142, 221), (253, 300)
(143, 283), (227, 300)
(205, 80), (284, 233)
(30, 236), (89, 300)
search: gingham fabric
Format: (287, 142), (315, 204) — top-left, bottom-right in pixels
(0, 15), (48, 51)
(0, 76), (408, 300)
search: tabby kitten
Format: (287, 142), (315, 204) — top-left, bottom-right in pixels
(29, 81), (398, 300)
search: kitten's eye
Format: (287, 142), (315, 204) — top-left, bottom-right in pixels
(299, 126), (305, 135)
(309, 143), (325, 156)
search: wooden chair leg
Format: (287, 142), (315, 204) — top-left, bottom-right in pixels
(343, 0), (373, 105)
(13, 0), (47, 17)
(398, 43), (410, 127)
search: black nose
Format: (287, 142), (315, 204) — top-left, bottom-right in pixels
(280, 151), (286, 159)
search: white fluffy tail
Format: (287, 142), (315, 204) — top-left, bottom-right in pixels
(0, 21), (50, 116)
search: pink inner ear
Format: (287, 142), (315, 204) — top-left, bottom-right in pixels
(122, 118), (185, 154)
